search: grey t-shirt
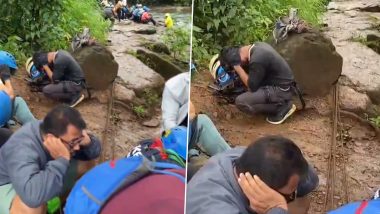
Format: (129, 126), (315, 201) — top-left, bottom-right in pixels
(51, 50), (84, 83)
(248, 42), (295, 92)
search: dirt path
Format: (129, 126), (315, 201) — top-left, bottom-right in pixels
(12, 7), (191, 161)
(191, 68), (379, 212)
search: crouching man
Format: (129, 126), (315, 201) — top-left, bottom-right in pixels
(0, 105), (101, 214)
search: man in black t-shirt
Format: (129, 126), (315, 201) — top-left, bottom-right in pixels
(220, 42), (297, 125)
(33, 50), (85, 107)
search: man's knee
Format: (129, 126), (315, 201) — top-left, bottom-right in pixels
(235, 94), (254, 113)
(42, 85), (55, 98)
(10, 195), (46, 214)
(196, 114), (212, 127)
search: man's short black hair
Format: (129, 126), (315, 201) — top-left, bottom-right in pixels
(32, 51), (48, 70)
(235, 135), (309, 190)
(40, 105), (86, 136)
(220, 46), (241, 67)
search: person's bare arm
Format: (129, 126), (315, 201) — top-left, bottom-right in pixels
(189, 100), (196, 120)
(43, 65), (53, 82)
(234, 65), (249, 88)
(0, 80), (15, 99)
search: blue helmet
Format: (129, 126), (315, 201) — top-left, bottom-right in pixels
(0, 51), (17, 70)
(161, 126), (187, 160)
(0, 91), (12, 127)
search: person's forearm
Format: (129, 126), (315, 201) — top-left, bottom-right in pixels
(43, 65), (53, 81)
(3, 80), (14, 99)
(234, 66), (249, 88)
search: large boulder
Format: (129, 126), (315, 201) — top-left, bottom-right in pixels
(136, 48), (185, 80)
(270, 30), (343, 96)
(73, 45), (118, 90)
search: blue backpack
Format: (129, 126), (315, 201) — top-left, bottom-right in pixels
(328, 199), (380, 214)
(64, 156), (185, 214)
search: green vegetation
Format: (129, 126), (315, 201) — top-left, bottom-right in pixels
(162, 26), (191, 62)
(133, 105), (148, 118)
(0, 0), (109, 63)
(192, 0), (327, 63)
(143, 89), (160, 107)
(370, 116), (380, 128)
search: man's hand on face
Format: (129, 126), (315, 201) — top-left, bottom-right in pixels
(44, 134), (71, 161)
(81, 130), (92, 147)
(238, 172), (288, 214)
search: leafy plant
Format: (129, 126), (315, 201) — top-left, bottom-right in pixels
(162, 26), (191, 62)
(192, 0), (326, 62)
(370, 116), (380, 128)
(133, 105), (148, 118)
(143, 89), (160, 107)
(0, 0), (109, 63)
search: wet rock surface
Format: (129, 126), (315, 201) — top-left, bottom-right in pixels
(136, 48), (184, 80)
(324, 0), (380, 104)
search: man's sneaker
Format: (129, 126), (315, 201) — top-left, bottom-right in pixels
(266, 103), (297, 125)
(69, 94), (85, 108)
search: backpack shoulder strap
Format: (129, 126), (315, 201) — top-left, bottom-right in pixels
(151, 168), (186, 183)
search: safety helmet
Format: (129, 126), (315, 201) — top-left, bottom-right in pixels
(209, 54), (220, 79)
(161, 126), (187, 160)
(0, 91), (12, 127)
(136, 3), (142, 8)
(209, 54), (233, 86)
(165, 13), (170, 17)
(0, 51), (17, 70)
(25, 57), (45, 80)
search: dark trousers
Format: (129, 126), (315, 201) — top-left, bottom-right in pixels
(43, 81), (83, 102)
(0, 128), (12, 148)
(235, 86), (293, 116)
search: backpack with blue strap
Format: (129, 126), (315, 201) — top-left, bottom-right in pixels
(127, 126), (187, 167)
(328, 189), (380, 214)
(64, 155), (185, 214)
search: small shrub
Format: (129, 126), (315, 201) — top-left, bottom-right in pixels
(133, 105), (147, 118)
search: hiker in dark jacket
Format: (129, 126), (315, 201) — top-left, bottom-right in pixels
(33, 50), (86, 107)
(220, 42), (298, 125)
(186, 135), (319, 214)
(0, 105), (101, 214)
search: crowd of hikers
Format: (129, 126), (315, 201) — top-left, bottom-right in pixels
(101, 0), (158, 25)
(0, 47), (188, 214)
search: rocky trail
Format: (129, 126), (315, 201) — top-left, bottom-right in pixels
(11, 7), (191, 161)
(191, 1), (380, 213)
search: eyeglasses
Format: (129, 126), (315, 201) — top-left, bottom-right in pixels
(60, 136), (84, 150)
(279, 190), (297, 203)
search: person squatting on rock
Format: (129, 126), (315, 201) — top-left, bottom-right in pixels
(102, 0), (123, 22)
(32, 50), (86, 107)
(219, 42), (299, 125)
(0, 105), (101, 214)
(130, 4), (156, 25)
(161, 72), (189, 131)
(186, 135), (319, 214)
(0, 51), (36, 132)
